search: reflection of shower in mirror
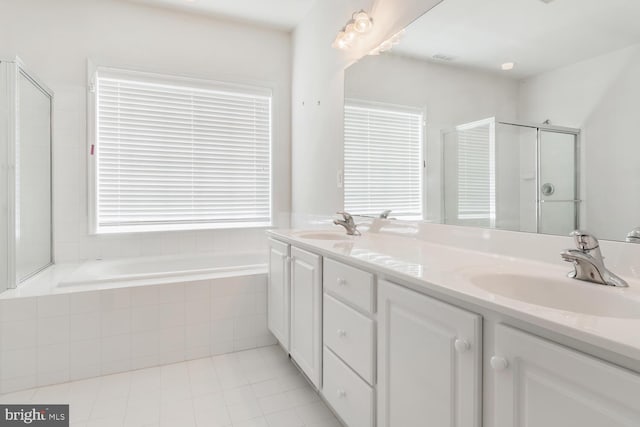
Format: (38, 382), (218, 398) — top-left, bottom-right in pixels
(442, 118), (579, 236)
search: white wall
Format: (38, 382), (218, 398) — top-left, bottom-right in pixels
(291, 0), (443, 224)
(518, 44), (640, 240)
(345, 53), (519, 223)
(0, 0), (291, 262)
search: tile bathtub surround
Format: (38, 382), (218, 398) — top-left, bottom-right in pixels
(0, 274), (275, 394)
(0, 345), (342, 427)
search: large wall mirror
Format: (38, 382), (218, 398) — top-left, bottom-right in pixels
(344, 0), (640, 242)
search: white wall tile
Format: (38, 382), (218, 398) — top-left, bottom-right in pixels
(1, 276), (270, 393)
(70, 339), (101, 369)
(1, 319), (37, 350)
(101, 308), (131, 337)
(159, 303), (185, 329)
(130, 286), (160, 307)
(159, 327), (186, 365)
(1, 348), (37, 380)
(100, 289), (131, 311)
(131, 330), (160, 360)
(185, 322), (210, 360)
(185, 280), (210, 301)
(38, 295), (69, 318)
(38, 315), (70, 346)
(131, 305), (160, 333)
(185, 300), (209, 326)
(211, 318), (234, 345)
(102, 334), (132, 366)
(0, 297), (37, 322)
(69, 292), (101, 315)
(70, 312), (101, 342)
(37, 343), (69, 382)
(158, 284), (185, 304)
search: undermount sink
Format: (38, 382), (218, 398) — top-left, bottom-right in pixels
(294, 231), (351, 241)
(469, 272), (640, 319)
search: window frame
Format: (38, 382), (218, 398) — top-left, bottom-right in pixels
(87, 63), (274, 235)
(343, 98), (426, 220)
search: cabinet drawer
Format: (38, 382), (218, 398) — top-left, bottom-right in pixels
(323, 294), (375, 384)
(323, 347), (374, 427)
(323, 258), (374, 313)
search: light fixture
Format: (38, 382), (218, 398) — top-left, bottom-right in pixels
(353, 10), (373, 33)
(501, 62), (515, 71)
(368, 30), (405, 55)
(332, 10), (373, 50)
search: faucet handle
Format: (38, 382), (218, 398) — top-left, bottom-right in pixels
(626, 227), (640, 243)
(336, 211), (353, 222)
(570, 230), (600, 251)
(379, 209), (392, 219)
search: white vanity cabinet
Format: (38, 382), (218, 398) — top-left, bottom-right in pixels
(377, 279), (482, 427)
(492, 324), (640, 427)
(267, 238), (291, 350)
(290, 246), (323, 388)
(322, 259), (376, 427)
(267, 232), (640, 427)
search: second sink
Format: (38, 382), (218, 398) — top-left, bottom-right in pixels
(468, 272), (640, 319)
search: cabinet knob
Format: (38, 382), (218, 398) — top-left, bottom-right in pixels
(490, 356), (509, 371)
(337, 329), (347, 337)
(454, 339), (470, 353)
(337, 277), (346, 286)
(337, 389), (346, 398)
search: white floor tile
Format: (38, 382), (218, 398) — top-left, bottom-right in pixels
(0, 345), (341, 427)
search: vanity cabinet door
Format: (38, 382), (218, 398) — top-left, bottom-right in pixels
(267, 238), (290, 351)
(378, 280), (482, 427)
(290, 246), (323, 388)
(493, 324), (640, 427)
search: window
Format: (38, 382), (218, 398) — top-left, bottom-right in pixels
(90, 67), (272, 233)
(456, 117), (495, 225)
(343, 100), (423, 218)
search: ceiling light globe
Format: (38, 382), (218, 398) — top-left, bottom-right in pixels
(344, 22), (357, 42)
(353, 11), (372, 33)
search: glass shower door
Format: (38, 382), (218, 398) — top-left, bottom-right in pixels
(15, 69), (53, 282)
(538, 130), (578, 235)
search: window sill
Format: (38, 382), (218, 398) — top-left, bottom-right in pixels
(93, 221), (273, 235)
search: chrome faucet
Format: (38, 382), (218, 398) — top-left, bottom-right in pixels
(379, 209), (392, 219)
(333, 211), (360, 236)
(626, 227), (640, 243)
(560, 230), (628, 287)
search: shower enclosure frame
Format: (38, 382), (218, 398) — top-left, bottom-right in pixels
(498, 120), (581, 234)
(1, 57), (54, 290)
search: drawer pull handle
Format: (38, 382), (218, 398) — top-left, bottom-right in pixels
(337, 277), (346, 286)
(490, 356), (509, 371)
(337, 389), (346, 398)
(337, 329), (347, 337)
(454, 339), (470, 353)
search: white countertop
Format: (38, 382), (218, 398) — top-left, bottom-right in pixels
(268, 228), (640, 363)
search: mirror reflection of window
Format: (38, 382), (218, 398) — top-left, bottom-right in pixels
(453, 118), (496, 227)
(344, 100), (424, 219)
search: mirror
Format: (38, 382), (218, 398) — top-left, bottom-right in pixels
(344, 0), (640, 242)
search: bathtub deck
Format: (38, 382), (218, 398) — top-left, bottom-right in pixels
(0, 345), (342, 427)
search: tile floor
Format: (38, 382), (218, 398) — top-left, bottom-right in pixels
(0, 345), (342, 427)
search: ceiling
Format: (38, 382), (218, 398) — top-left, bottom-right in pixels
(125, 0), (316, 30)
(393, 0), (640, 78)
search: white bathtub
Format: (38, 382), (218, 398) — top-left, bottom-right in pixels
(58, 251), (267, 289)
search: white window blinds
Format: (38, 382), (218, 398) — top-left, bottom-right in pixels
(93, 69), (271, 233)
(344, 101), (423, 218)
(456, 118), (495, 224)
